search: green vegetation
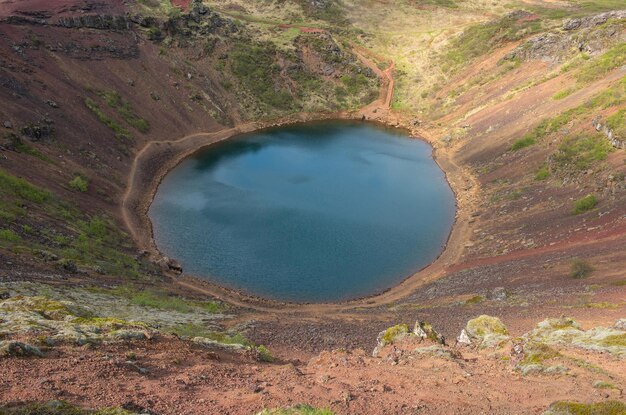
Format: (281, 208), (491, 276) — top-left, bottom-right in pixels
(0, 401), (136, 415)
(97, 90), (150, 133)
(465, 295), (484, 305)
(230, 41), (293, 110)
(573, 194), (598, 215)
(466, 315), (509, 337)
(99, 284), (223, 314)
(340, 73), (370, 95)
(544, 400), (626, 415)
(576, 42), (626, 84)
(593, 380), (618, 389)
(0, 168), (143, 278)
(0, 229), (20, 243)
(258, 405), (335, 415)
(511, 136), (537, 151)
(606, 109), (625, 138)
(444, 13), (542, 71)
(84, 98), (132, 141)
(68, 175), (89, 193)
(381, 323), (410, 345)
(553, 88), (576, 100)
(257, 345), (275, 363)
(519, 342), (561, 366)
(535, 165), (550, 180)
(554, 134), (612, 172)
(570, 258), (594, 279)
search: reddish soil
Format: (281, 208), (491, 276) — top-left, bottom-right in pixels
(0, 1), (625, 413)
(1, 331), (624, 415)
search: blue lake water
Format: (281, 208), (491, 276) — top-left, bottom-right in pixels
(149, 121), (456, 302)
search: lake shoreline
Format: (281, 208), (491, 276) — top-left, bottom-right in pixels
(121, 108), (477, 311)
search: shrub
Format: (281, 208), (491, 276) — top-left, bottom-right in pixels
(69, 176), (89, 192)
(573, 194), (598, 214)
(570, 259), (594, 279)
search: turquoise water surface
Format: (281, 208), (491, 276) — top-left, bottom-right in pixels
(149, 121), (456, 302)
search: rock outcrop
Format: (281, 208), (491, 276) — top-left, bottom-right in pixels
(457, 315), (510, 348)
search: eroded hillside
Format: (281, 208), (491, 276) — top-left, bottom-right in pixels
(0, 0), (625, 414)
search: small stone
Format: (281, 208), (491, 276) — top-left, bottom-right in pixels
(3, 121), (12, 129)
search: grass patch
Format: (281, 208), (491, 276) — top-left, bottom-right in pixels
(535, 165), (550, 180)
(606, 108), (626, 138)
(553, 87), (576, 100)
(576, 42), (626, 84)
(511, 136), (536, 151)
(68, 175), (89, 192)
(573, 194), (598, 215)
(443, 13), (543, 71)
(0, 169), (50, 204)
(101, 285), (223, 314)
(96, 90), (150, 133)
(554, 135), (612, 172)
(570, 258), (594, 279)
(84, 98), (132, 141)
(0, 229), (20, 243)
(230, 41), (294, 110)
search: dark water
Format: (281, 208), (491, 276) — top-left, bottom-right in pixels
(149, 121), (456, 302)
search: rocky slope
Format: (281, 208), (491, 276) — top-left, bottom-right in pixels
(0, 0), (625, 414)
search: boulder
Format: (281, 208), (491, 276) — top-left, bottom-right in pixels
(459, 315), (510, 348)
(413, 321), (445, 345)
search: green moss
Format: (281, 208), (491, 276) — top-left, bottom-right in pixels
(257, 345), (274, 363)
(545, 400), (626, 415)
(593, 380), (618, 389)
(466, 315), (509, 337)
(520, 342), (561, 366)
(381, 324), (410, 345)
(599, 334), (626, 347)
(71, 317), (147, 330)
(573, 195), (598, 215)
(465, 295), (484, 305)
